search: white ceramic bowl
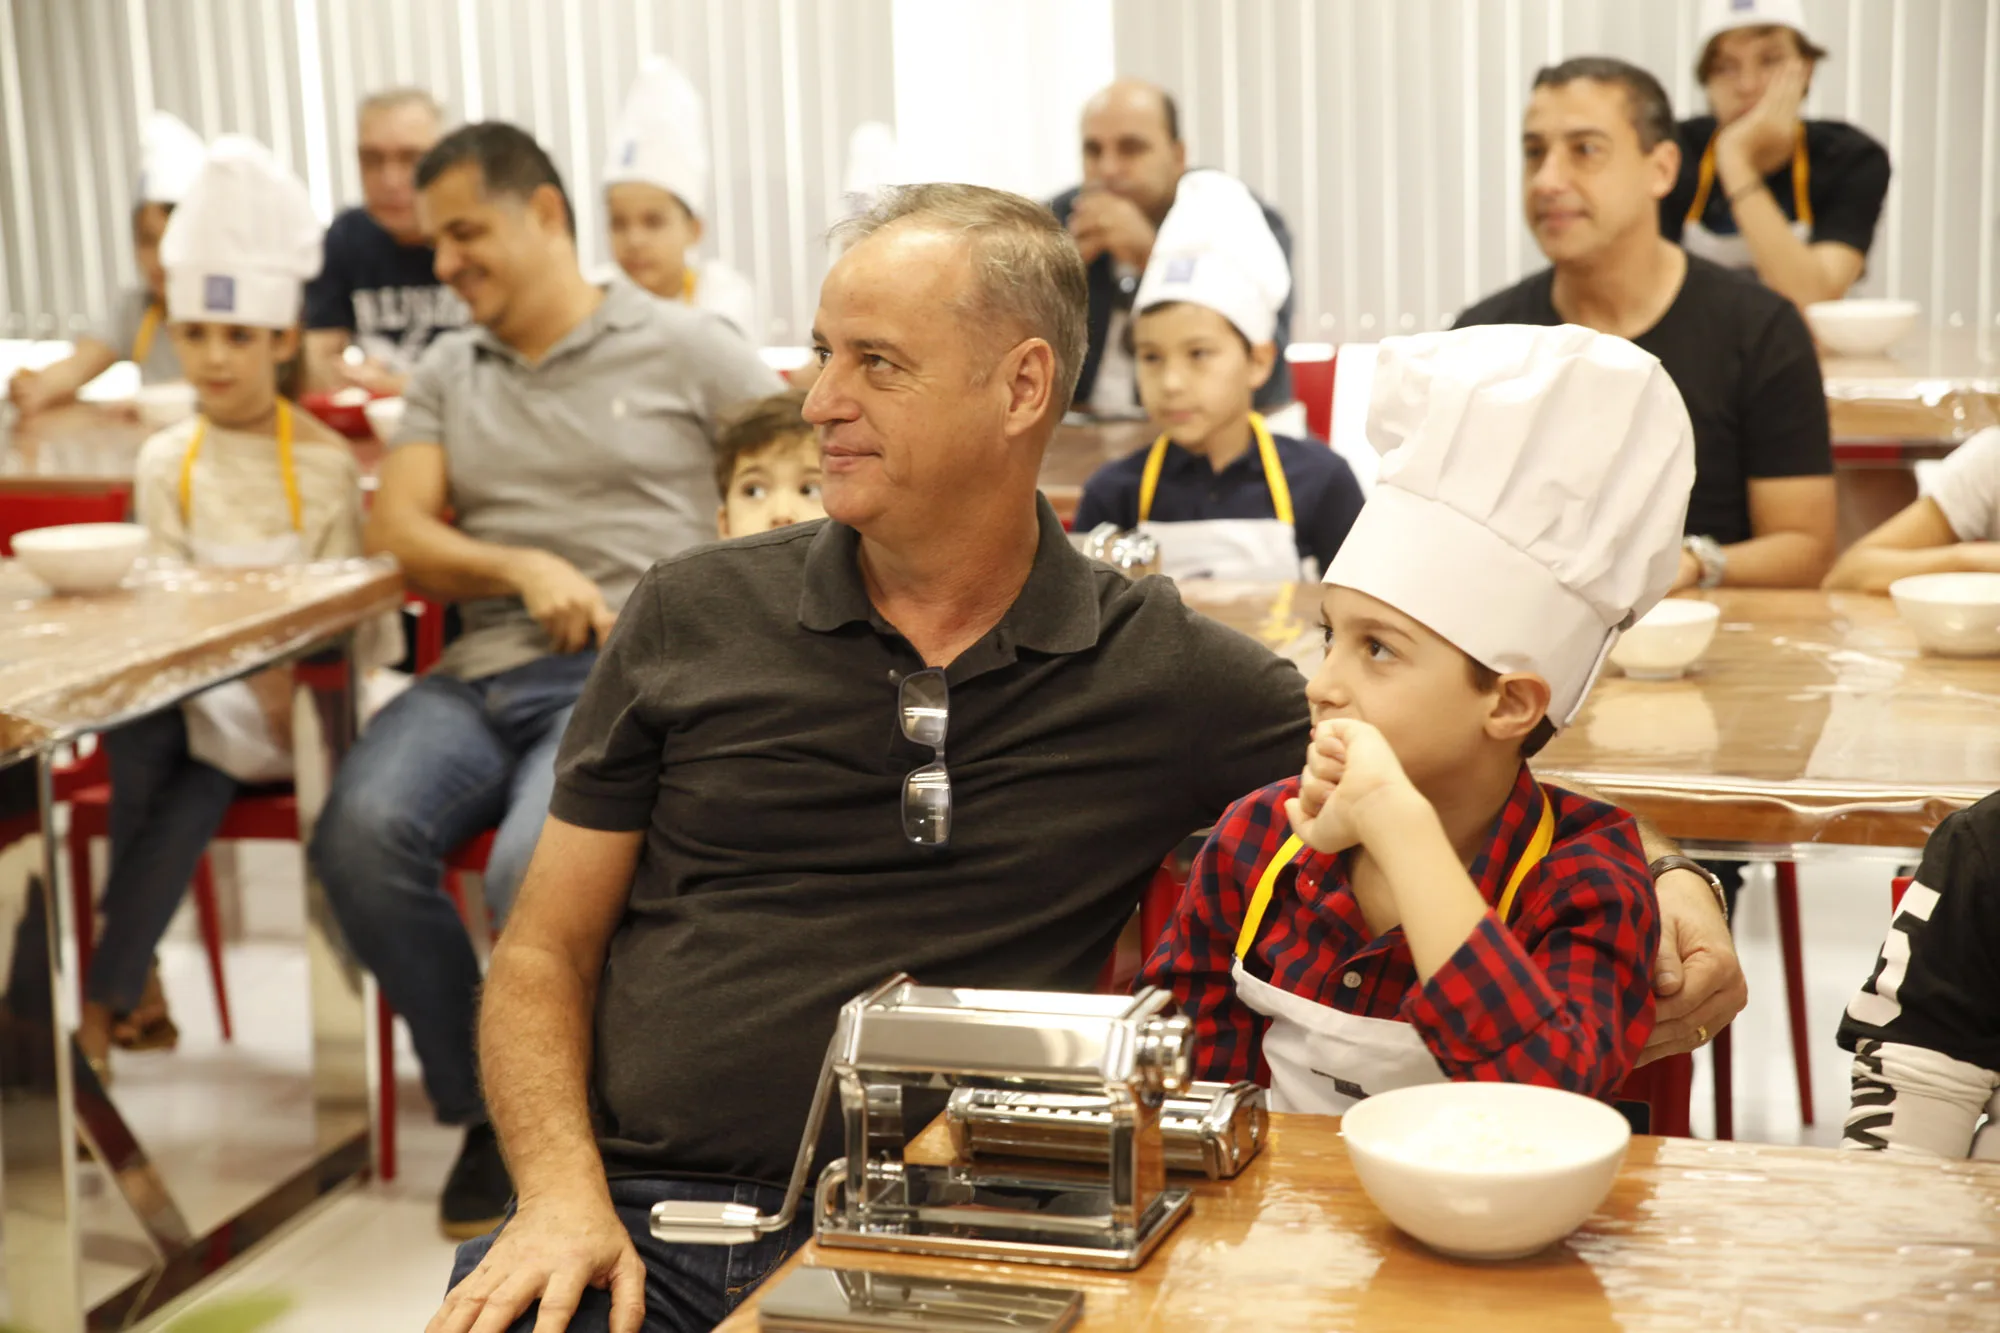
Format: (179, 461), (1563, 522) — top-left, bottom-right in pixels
(1889, 572), (2000, 657)
(1342, 1082), (1631, 1261)
(132, 381), (197, 431)
(362, 395), (405, 443)
(1804, 298), (1921, 358)
(9, 522), (148, 594)
(1608, 599), (1721, 679)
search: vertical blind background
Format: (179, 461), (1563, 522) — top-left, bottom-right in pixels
(3, 0), (1996, 348)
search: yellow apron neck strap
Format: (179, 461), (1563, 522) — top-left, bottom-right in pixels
(681, 267), (698, 302)
(1137, 412), (1293, 526)
(1687, 127), (1813, 227)
(1233, 784), (1557, 962)
(179, 398), (304, 534)
(133, 302), (164, 364)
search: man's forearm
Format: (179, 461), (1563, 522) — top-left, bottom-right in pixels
(1824, 542), (2000, 593)
(367, 507), (531, 601)
(1725, 186), (1842, 308)
(1721, 530), (1834, 588)
(480, 938), (611, 1203)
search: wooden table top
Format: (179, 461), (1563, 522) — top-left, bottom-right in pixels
(1178, 582), (2000, 851)
(719, 1111), (2000, 1332)
(0, 557), (402, 762)
(1823, 326), (2000, 445)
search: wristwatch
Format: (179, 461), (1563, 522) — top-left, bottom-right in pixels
(1683, 534), (1727, 590)
(1649, 854), (1729, 923)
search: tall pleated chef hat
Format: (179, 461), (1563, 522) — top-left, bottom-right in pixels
(138, 111), (207, 207)
(604, 55), (709, 216)
(1133, 169), (1290, 346)
(1696, 0), (1813, 54)
(160, 136), (323, 329)
(1324, 324), (1696, 728)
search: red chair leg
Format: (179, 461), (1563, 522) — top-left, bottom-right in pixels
(1774, 862), (1814, 1125)
(377, 990), (398, 1182)
(1712, 1025), (1734, 1141)
(191, 856), (233, 1043)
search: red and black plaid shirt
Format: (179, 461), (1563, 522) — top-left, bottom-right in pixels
(1138, 765), (1658, 1098)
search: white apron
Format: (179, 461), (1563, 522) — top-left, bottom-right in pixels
(1230, 792), (1556, 1115)
(1680, 130), (1814, 272)
(1135, 413), (1317, 582)
(178, 402), (308, 785)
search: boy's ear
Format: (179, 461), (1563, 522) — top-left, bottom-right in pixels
(1248, 340), (1278, 391)
(272, 325), (302, 362)
(1485, 672), (1552, 748)
(715, 504), (731, 539)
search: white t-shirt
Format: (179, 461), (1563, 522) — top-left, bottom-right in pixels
(1926, 427), (2000, 542)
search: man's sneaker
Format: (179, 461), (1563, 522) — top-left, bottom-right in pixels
(440, 1121), (513, 1240)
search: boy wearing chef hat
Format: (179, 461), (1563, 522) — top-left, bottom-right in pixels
(1073, 169), (1362, 583)
(602, 55), (758, 338)
(79, 136), (394, 1080)
(1140, 323), (1694, 1115)
(6, 112), (205, 414)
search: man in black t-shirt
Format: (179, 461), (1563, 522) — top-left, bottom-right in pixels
(303, 88), (469, 395)
(1455, 56), (1834, 591)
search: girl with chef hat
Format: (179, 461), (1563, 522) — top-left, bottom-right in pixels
(1141, 324), (1696, 1117)
(1073, 170), (1362, 583)
(78, 135), (394, 1080)
(602, 55), (758, 338)
(1661, 0), (1890, 307)
(5, 112), (205, 415)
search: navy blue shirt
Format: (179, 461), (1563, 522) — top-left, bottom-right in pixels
(1074, 431), (1364, 575)
(303, 207), (469, 371)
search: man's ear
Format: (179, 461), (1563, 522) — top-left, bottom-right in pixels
(1647, 138), (1683, 203)
(996, 337), (1057, 438)
(529, 182), (570, 238)
(1487, 672), (1553, 748)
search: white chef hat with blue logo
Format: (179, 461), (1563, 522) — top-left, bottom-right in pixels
(1325, 325), (1696, 727)
(160, 136), (323, 329)
(1697, 0), (1813, 53)
(1133, 169), (1290, 345)
(138, 111), (207, 207)
(603, 55), (710, 216)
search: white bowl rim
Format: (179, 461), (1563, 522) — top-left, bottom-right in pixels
(1631, 599), (1722, 627)
(11, 522), (148, 549)
(1340, 1083), (1632, 1179)
(1888, 571), (2000, 603)
(1804, 297), (1921, 317)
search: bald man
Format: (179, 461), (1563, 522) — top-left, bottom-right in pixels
(1048, 79), (1295, 415)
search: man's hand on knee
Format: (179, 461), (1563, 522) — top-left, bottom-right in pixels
(428, 1190), (645, 1333)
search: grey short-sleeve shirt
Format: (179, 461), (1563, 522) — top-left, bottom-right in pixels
(92, 286), (183, 385)
(392, 282), (781, 679)
(552, 498), (1311, 1185)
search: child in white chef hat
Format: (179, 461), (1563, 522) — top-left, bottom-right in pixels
(603, 55), (758, 338)
(6, 112), (205, 413)
(1075, 170), (1362, 583)
(1141, 323), (1694, 1115)
(79, 136), (391, 1079)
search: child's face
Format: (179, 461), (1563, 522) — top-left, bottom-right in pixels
(169, 323), (297, 425)
(718, 433), (825, 537)
(1133, 302), (1276, 451)
(1306, 585), (1509, 792)
(133, 203), (172, 304)
(607, 182), (704, 301)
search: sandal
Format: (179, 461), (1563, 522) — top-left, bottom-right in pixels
(110, 964), (179, 1053)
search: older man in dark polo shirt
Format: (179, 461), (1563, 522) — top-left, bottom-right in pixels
(430, 185), (1746, 1333)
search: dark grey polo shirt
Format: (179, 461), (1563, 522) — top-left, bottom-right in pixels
(550, 497), (1310, 1185)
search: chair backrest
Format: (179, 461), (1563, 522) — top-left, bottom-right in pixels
(1891, 876), (1912, 910)
(1288, 350), (1337, 444)
(0, 487), (132, 556)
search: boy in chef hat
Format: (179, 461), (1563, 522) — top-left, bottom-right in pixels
(1141, 323), (1694, 1115)
(6, 111), (205, 413)
(603, 55), (757, 338)
(1074, 169), (1362, 582)
(79, 136), (394, 1080)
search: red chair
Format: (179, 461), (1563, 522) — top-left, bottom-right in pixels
(1288, 349), (1337, 443)
(1891, 876), (1912, 910)
(1709, 862), (1815, 1141)
(1, 486), (133, 555)
(1099, 844), (1694, 1135)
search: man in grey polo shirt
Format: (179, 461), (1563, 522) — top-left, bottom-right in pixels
(429, 184), (1748, 1333)
(308, 122), (777, 1242)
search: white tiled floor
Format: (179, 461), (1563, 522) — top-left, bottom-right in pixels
(12, 850), (1907, 1330)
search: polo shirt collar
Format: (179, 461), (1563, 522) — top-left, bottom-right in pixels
(469, 279), (650, 366)
(798, 495), (1103, 657)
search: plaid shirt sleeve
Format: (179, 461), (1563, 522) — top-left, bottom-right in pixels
(1402, 812), (1659, 1099)
(1137, 779), (1301, 1083)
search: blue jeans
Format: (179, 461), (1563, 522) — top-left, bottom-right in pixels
(86, 708), (241, 1012)
(448, 1178), (814, 1333)
(309, 652), (595, 1125)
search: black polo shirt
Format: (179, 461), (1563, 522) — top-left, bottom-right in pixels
(551, 497), (1309, 1185)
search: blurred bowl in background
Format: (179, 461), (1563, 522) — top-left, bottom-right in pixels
(1608, 599), (1722, 680)
(10, 522), (148, 594)
(1890, 572), (2000, 657)
(362, 395), (405, 444)
(1805, 298), (1921, 358)
(132, 381), (197, 431)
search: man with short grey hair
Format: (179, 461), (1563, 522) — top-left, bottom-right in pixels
(303, 87), (468, 393)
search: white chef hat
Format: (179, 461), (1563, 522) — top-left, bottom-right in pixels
(160, 136), (323, 329)
(1133, 169), (1290, 346)
(604, 55), (709, 216)
(841, 122), (902, 205)
(1696, 0), (1813, 55)
(137, 111), (206, 207)
(1324, 325), (1695, 728)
